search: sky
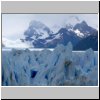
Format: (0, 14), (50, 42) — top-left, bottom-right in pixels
(2, 14), (98, 40)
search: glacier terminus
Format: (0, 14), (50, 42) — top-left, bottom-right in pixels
(2, 42), (98, 86)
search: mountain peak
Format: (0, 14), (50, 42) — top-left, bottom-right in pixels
(81, 21), (88, 26)
(64, 16), (80, 28)
(24, 20), (53, 40)
(73, 20), (97, 38)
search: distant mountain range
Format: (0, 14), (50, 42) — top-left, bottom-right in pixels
(2, 17), (98, 51)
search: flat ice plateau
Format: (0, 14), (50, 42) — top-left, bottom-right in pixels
(2, 42), (98, 86)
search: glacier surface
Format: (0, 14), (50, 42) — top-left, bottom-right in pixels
(2, 42), (98, 86)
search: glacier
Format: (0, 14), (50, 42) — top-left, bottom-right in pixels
(2, 42), (98, 86)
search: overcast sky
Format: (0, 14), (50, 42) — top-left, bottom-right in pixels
(2, 14), (98, 40)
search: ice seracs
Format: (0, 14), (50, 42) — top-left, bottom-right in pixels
(2, 42), (98, 86)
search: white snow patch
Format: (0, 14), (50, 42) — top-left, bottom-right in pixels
(38, 29), (49, 39)
(45, 34), (60, 44)
(54, 34), (61, 39)
(74, 29), (84, 38)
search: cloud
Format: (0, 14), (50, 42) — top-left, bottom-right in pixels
(2, 14), (98, 40)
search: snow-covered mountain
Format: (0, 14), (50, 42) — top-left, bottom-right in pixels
(24, 20), (53, 40)
(3, 19), (98, 50)
(73, 21), (98, 38)
(51, 16), (80, 33)
(20, 20), (98, 50)
(44, 28), (81, 48)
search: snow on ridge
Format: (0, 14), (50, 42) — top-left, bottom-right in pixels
(2, 42), (98, 86)
(74, 29), (84, 38)
(45, 34), (61, 44)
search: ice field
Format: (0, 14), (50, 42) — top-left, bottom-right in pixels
(2, 42), (98, 86)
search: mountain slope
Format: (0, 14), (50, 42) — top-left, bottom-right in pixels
(74, 32), (98, 51)
(44, 28), (81, 48)
(73, 21), (97, 37)
(24, 20), (53, 40)
(19, 20), (98, 50)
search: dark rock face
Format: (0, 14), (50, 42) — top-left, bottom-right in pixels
(73, 21), (97, 37)
(74, 32), (98, 51)
(21, 20), (98, 51)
